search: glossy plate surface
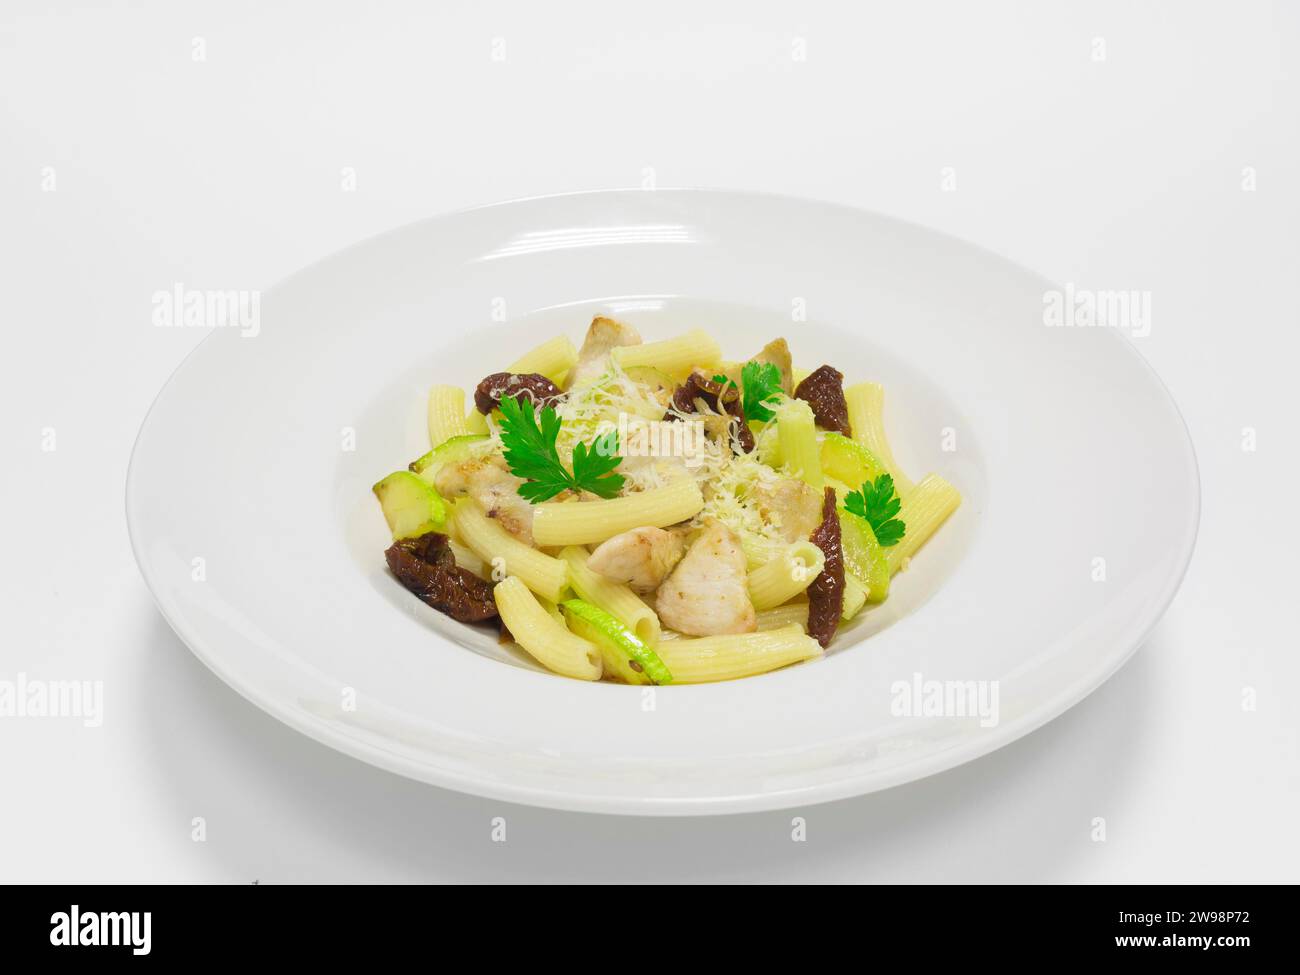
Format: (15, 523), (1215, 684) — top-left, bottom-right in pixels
(126, 190), (1198, 814)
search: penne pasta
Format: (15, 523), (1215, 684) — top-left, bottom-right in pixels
(560, 546), (662, 647)
(508, 335), (578, 387)
(447, 538), (489, 579)
(824, 475), (853, 506)
(756, 601), (809, 632)
(427, 385), (470, 448)
(611, 328), (722, 376)
(493, 577), (601, 680)
(888, 473), (961, 574)
(841, 573), (868, 620)
(654, 624), (823, 683)
(452, 500), (568, 602)
(774, 397), (823, 489)
(376, 321), (961, 683)
(536, 593), (567, 627)
(844, 382), (914, 496)
(747, 541), (824, 611)
(532, 477), (704, 546)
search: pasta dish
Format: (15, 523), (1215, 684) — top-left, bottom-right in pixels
(373, 317), (960, 684)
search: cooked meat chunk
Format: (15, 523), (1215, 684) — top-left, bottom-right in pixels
(473, 372), (563, 414)
(587, 527), (686, 593)
(568, 316), (642, 389)
(434, 454), (536, 544)
(750, 337), (793, 395)
(806, 487), (845, 648)
(385, 532), (498, 623)
(751, 477), (824, 543)
(794, 364), (851, 436)
(655, 523), (756, 636)
(664, 370), (755, 454)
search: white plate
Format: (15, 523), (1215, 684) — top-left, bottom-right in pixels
(126, 190), (1198, 815)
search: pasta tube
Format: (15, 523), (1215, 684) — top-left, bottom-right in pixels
(561, 598), (672, 685)
(611, 329), (722, 376)
(887, 473), (961, 574)
(747, 541), (824, 611)
(452, 500), (568, 602)
(493, 577), (601, 680)
(427, 385), (470, 448)
(824, 476), (853, 505)
(775, 397), (823, 489)
(532, 478), (704, 546)
(654, 624), (823, 683)
(844, 382), (914, 496)
(447, 538), (488, 579)
(560, 546), (662, 647)
(841, 573), (868, 620)
(509, 335), (578, 387)
(756, 601), (809, 632)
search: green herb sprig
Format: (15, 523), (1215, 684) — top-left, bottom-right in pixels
(497, 395), (624, 502)
(712, 361), (784, 422)
(844, 473), (906, 546)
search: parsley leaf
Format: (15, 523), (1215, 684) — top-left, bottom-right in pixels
(497, 395), (625, 502)
(713, 361), (784, 422)
(570, 435), (624, 498)
(844, 473), (906, 546)
(742, 361), (784, 422)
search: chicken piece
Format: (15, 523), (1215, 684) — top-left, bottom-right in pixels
(750, 477), (824, 542)
(750, 337), (793, 395)
(567, 316), (642, 389)
(587, 527), (686, 593)
(434, 454), (536, 544)
(655, 523), (756, 636)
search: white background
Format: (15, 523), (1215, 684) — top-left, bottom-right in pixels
(2, 0), (1297, 882)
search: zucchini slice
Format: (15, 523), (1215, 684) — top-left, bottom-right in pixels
(560, 598), (673, 685)
(820, 433), (888, 492)
(409, 433), (489, 485)
(837, 509), (890, 603)
(373, 470), (447, 539)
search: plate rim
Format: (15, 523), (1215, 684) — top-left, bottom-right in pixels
(125, 187), (1201, 815)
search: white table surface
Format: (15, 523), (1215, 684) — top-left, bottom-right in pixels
(3, 0), (1296, 883)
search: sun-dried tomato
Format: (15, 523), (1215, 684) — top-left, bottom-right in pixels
(794, 364), (851, 436)
(806, 487), (845, 648)
(663, 371), (755, 453)
(385, 532), (498, 623)
(473, 372), (564, 414)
